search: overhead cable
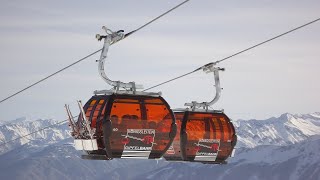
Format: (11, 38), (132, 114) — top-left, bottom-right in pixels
(213, 17), (320, 64)
(0, 50), (101, 104)
(0, 0), (191, 104)
(124, 0), (190, 39)
(143, 17), (320, 91)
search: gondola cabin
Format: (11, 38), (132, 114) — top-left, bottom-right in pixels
(76, 94), (176, 160)
(164, 110), (237, 164)
(163, 63), (237, 164)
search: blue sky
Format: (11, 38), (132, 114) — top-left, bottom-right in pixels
(0, 0), (319, 121)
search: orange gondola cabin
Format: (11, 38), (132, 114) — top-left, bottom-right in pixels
(164, 111), (236, 164)
(76, 94), (176, 160)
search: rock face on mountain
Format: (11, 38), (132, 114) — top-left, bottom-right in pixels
(0, 113), (319, 180)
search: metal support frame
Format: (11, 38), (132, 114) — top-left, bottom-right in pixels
(173, 108), (223, 113)
(96, 26), (143, 93)
(94, 89), (161, 97)
(184, 63), (225, 111)
(65, 104), (79, 137)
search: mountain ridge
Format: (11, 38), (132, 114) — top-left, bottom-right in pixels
(0, 112), (319, 180)
(235, 112), (320, 148)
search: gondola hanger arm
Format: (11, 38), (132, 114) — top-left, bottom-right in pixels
(96, 26), (143, 92)
(184, 63), (224, 111)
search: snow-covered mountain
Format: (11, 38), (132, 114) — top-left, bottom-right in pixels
(1, 137), (319, 180)
(0, 112), (319, 180)
(0, 117), (70, 155)
(235, 112), (320, 148)
(133, 137), (320, 180)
